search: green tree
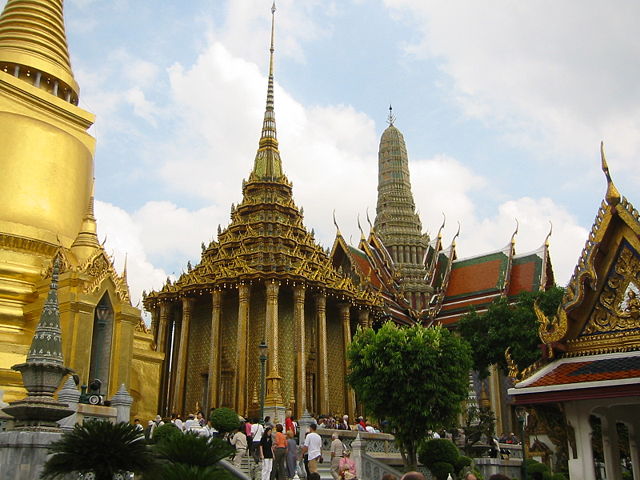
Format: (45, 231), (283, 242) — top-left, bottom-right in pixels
(40, 420), (154, 480)
(209, 407), (240, 433)
(347, 322), (472, 470)
(462, 406), (496, 456)
(458, 286), (564, 378)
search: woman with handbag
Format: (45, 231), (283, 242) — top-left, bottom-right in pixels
(339, 449), (357, 480)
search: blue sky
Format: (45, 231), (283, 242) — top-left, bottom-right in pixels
(8, 0), (640, 306)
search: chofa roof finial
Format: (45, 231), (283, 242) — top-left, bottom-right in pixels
(600, 141), (621, 206)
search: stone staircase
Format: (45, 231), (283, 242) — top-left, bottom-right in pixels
(235, 453), (334, 480)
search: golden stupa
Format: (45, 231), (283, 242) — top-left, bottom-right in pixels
(0, 0), (162, 421)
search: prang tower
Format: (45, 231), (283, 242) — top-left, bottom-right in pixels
(373, 110), (432, 311)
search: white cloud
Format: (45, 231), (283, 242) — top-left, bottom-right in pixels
(94, 201), (168, 308)
(383, 0), (640, 173)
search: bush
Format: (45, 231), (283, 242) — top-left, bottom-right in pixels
(209, 407), (240, 433)
(153, 423), (182, 444)
(429, 461), (455, 480)
(528, 460), (550, 475)
(418, 438), (460, 466)
(455, 455), (472, 472)
(551, 474), (567, 480)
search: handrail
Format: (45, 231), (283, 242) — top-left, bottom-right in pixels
(219, 459), (251, 479)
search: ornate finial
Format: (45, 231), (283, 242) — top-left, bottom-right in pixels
(437, 212), (446, 239)
(545, 221), (553, 247)
(387, 104), (396, 126)
(250, 1), (283, 181)
(452, 222), (461, 247)
(600, 141), (621, 206)
(505, 347), (520, 381)
(533, 301), (568, 351)
(366, 207), (374, 233)
(333, 210), (342, 236)
(510, 219), (519, 246)
(357, 214), (365, 240)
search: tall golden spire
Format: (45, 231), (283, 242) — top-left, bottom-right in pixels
(71, 179), (99, 262)
(0, 0), (79, 101)
(250, 2), (284, 182)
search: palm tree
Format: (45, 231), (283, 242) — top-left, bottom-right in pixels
(40, 420), (154, 480)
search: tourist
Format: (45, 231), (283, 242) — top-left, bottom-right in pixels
(184, 413), (199, 431)
(264, 415), (274, 428)
(488, 475), (511, 480)
(330, 432), (344, 480)
(133, 418), (143, 432)
(171, 413), (184, 431)
(196, 411), (206, 427)
(285, 410), (296, 436)
(245, 418), (253, 453)
(286, 430), (298, 480)
(302, 423), (323, 473)
(365, 421), (376, 433)
(381, 475), (398, 480)
(339, 450), (357, 480)
(356, 416), (366, 431)
(144, 420), (154, 441)
(400, 473), (426, 480)
(230, 426), (248, 468)
(338, 415), (349, 430)
(325, 415), (336, 429)
(260, 426), (274, 480)
(252, 419), (265, 464)
(463, 473), (478, 480)
(273, 424), (287, 480)
(308, 474), (321, 480)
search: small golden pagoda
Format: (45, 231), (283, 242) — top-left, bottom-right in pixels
(144, 4), (382, 421)
(0, 0), (162, 421)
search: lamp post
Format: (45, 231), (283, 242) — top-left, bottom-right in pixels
(259, 340), (268, 423)
(516, 406), (528, 480)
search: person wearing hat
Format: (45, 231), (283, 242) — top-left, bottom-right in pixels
(338, 449), (356, 479)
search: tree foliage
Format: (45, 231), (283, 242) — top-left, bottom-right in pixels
(458, 286), (564, 378)
(462, 406), (496, 455)
(209, 407), (240, 433)
(40, 420), (154, 480)
(347, 322), (472, 470)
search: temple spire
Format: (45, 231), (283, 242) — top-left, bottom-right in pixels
(71, 179), (100, 263)
(0, 0), (79, 101)
(27, 258), (64, 366)
(250, 1), (284, 182)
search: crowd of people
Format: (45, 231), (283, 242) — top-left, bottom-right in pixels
(136, 411), (520, 480)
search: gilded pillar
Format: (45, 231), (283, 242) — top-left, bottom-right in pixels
(265, 281), (284, 407)
(236, 284), (250, 416)
(293, 285), (306, 417)
(339, 303), (356, 419)
(357, 309), (370, 329)
(208, 290), (222, 410)
(316, 293), (329, 414)
(157, 301), (169, 352)
(172, 297), (193, 415)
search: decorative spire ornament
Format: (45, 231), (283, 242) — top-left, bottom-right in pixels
(4, 258), (74, 430)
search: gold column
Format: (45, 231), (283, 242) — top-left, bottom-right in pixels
(293, 285), (306, 417)
(265, 280), (284, 407)
(236, 284), (250, 416)
(208, 290), (222, 410)
(316, 292), (329, 414)
(157, 301), (169, 352)
(357, 309), (370, 329)
(339, 303), (356, 419)
(172, 297), (193, 415)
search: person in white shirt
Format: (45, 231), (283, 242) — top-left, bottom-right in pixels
(251, 421), (265, 464)
(302, 423), (323, 473)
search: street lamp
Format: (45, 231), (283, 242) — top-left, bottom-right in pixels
(259, 340), (268, 423)
(516, 406), (528, 480)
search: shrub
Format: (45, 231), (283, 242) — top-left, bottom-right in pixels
(153, 423), (182, 444)
(455, 455), (472, 472)
(209, 407), (240, 433)
(551, 474), (567, 480)
(418, 438), (460, 466)
(429, 461), (455, 480)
